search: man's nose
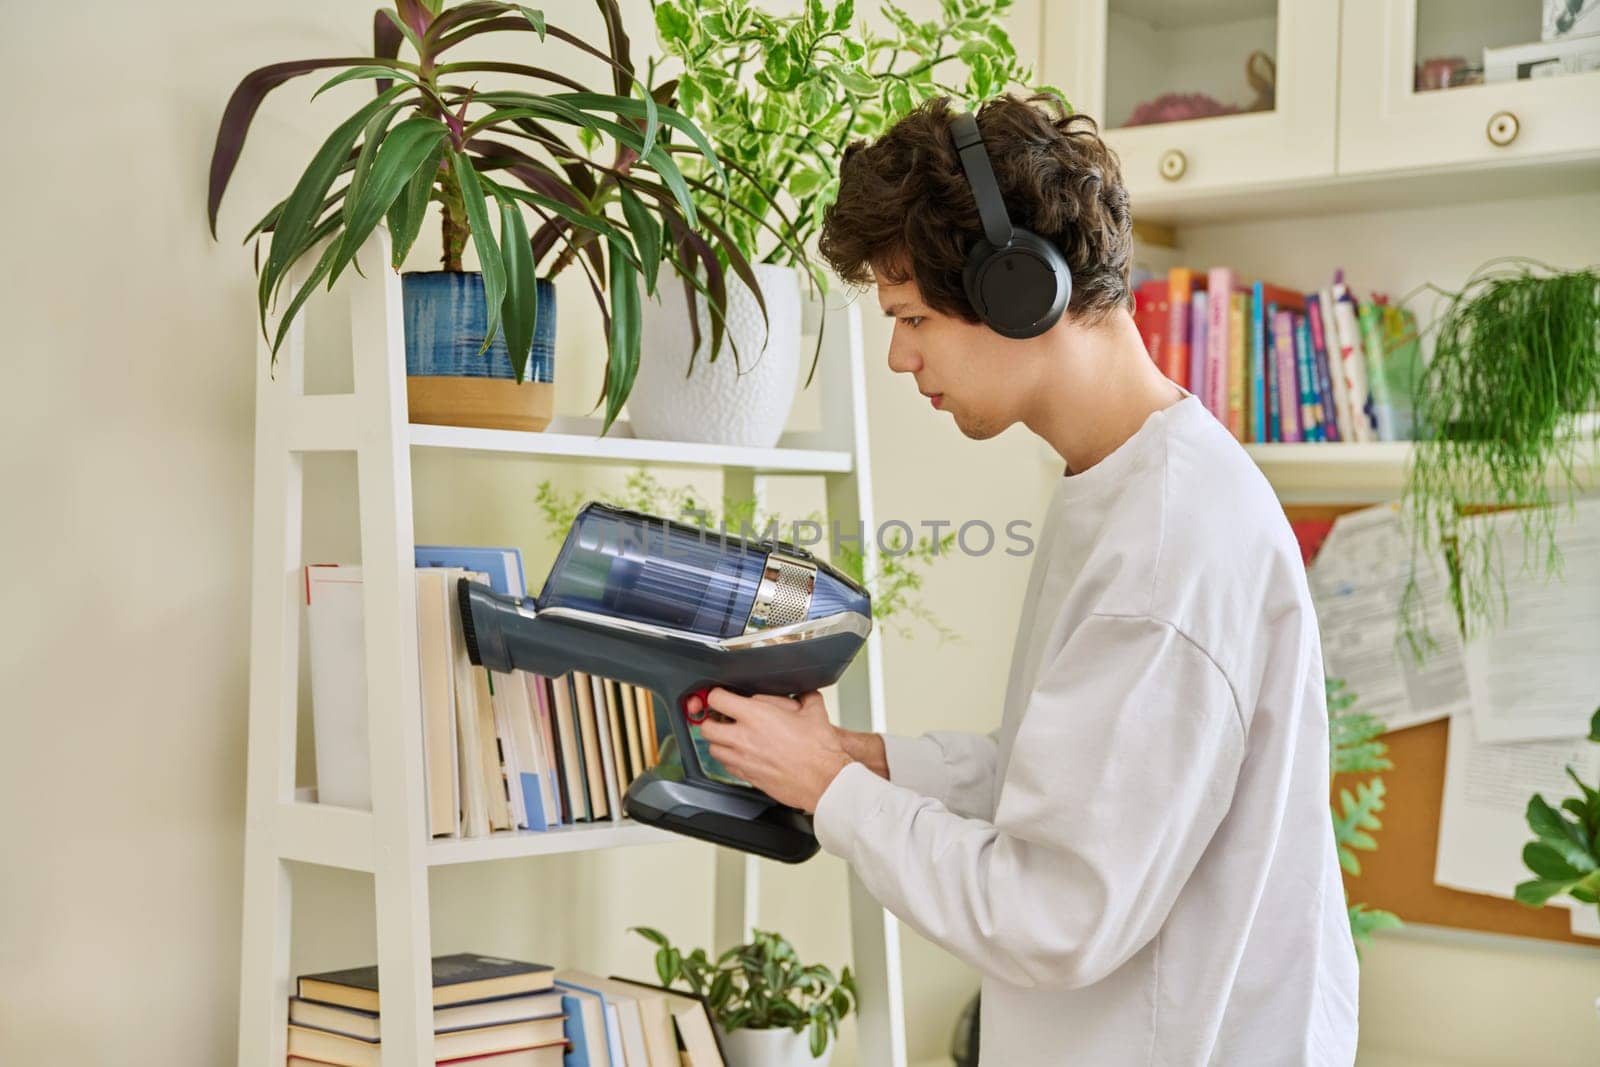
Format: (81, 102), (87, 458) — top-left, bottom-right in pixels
(886, 337), (921, 375)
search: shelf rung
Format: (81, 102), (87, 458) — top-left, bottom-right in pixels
(275, 802), (376, 871)
(409, 421), (853, 473)
(427, 821), (679, 866)
(285, 395), (365, 453)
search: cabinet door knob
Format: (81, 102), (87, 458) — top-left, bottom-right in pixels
(1159, 148), (1188, 181)
(1486, 111), (1520, 147)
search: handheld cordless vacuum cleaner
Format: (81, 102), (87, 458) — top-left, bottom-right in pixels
(456, 502), (872, 863)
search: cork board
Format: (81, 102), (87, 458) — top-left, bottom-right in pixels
(1287, 504), (1597, 947)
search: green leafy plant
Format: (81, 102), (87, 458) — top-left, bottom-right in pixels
(534, 470), (959, 641)
(650, 0), (1055, 292)
(1327, 678), (1402, 952)
(1515, 707), (1600, 922)
(207, 0), (776, 432)
(631, 926), (857, 1057)
(1398, 260), (1600, 656)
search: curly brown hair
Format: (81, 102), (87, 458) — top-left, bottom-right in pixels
(818, 93), (1133, 326)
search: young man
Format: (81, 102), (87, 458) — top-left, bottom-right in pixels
(690, 94), (1359, 1065)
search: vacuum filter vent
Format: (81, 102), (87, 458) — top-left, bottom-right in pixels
(746, 551), (818, 632)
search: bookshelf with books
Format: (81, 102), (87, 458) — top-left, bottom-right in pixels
(238, 228), (907, 1066)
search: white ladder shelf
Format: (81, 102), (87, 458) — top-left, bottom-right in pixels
(236, 228), (908, 1066)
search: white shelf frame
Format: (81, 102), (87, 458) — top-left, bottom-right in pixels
(237, 228), (907, 1066)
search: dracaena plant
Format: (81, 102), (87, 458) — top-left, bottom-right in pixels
(208, 0), (775, 432)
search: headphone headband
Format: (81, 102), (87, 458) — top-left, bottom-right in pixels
(950, 112), (1014, 250)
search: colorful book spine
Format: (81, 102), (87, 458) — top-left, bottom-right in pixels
(1228, 290), (1248, 441)
(1295, 313), (1324, 442)
(1331, 274), (1377, 442)
(1314, 287), (1353, 440)
(1356, 300), (1394, 441)
(1134, 279), (1170, 376)
(1264, 305), (1281, 442)
(1205, 267), (1235, 427)
(1304, 293), (1342, 443)
(1165, 268), (1201, 391)
(1190, 290), (1210, 417)
(1250, 282), (1269, 442)
(1271, 309), (1302, 443)
(1378, 303), (1424, 440)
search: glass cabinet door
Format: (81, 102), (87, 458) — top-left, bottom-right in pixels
(1041, 1), (1339, 200)
(1339, 0), (1600, 174)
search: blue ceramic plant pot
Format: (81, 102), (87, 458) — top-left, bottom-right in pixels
(402, 271), (557, 431)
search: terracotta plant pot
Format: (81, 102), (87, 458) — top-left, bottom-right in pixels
(402, 271), (556, 432)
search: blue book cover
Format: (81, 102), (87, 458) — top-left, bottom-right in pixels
(1250, 282), (1268, 442)
(560, 991), (595, 1067)
(555, 980), (623, 1067)
(414, 545), (525, 598)
(521, 772), (550, 832)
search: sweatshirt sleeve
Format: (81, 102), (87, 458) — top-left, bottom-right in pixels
(880, 728), (1001, 821)
(812, 612), (1244, 990)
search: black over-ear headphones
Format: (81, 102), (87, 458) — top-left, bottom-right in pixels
(951, 111), (1072, 339)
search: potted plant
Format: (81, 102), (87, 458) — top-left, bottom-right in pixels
(207, 0), (765, 435)
(1515, 706), (1600, 920)
(628, 0), (1052, 447)
(631, 926), (857, 1065)
(1397, 260), (1600, 655)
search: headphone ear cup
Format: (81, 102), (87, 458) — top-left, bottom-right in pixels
(966, 229), (1072, 339)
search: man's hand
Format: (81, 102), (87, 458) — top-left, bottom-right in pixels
(691, 688), (854, 813)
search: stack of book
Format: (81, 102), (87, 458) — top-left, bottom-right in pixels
(305, 545), (665, 838)
(1133, 266), (1423, 444)
(286, 953), (568, 1066)
(286, 953), (727, 1067)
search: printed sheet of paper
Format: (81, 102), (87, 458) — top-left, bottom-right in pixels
(1462, 499), (1600, 744)
(1435, 707), (1600, 900)
(1307, 503), (1470, 732)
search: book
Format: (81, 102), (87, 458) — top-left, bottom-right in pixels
(290, 1050), (564, 1067)
(416, 568), (462, 837)
(558, 984), (614, 1067)
(288, 990), (564, 1041)
(1227, 289), (1248, 441)
(475, 666), (513, 832)
(1205, 266), (1235, 428)
(487, 673), (529, 830)
(1313, 287), (1354, 439)
(526, 674), (564, 824)
(1375, 301), (1423, 440)
(446, 569), (494, 838)
(587, 673), (625, 822)
(1270, 309), (1303, 443)
(635, 687), (661, 768)
(1329, 273), (1378, 442)
(570, 671), (610, 820)
(297, 954), (557, 1013)
(1251, 282), (1304, 443)
(287, 1018), (566, 1066)
(549, 675), (590, 822)
(415, 545), (526, 599)
(1133, 278), (1170, 376)
(493, 669), (550, 831)
(609, 976), (727, 1067)
(602, 676), (635, 798)
(1294, 312), (1325, 441)
(555, 972), (651, 1067)
(1304, 292), (1343, 443)
(557, 972), (676, 1067)
(555, 979), (624, 1067)
(614, 678), (645, 786)
(1165, 267), (1203, 391)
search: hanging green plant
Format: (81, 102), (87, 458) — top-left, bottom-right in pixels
(1397, 259), (1600, 657)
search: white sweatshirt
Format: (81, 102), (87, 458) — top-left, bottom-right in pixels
(813, 395), (1359, 1065)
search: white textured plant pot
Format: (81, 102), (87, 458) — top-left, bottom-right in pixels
(714, 1023), (835, 1067)
(629, 262), (802, 447)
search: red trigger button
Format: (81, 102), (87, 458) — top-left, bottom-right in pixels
(683, 687), (712, 725)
